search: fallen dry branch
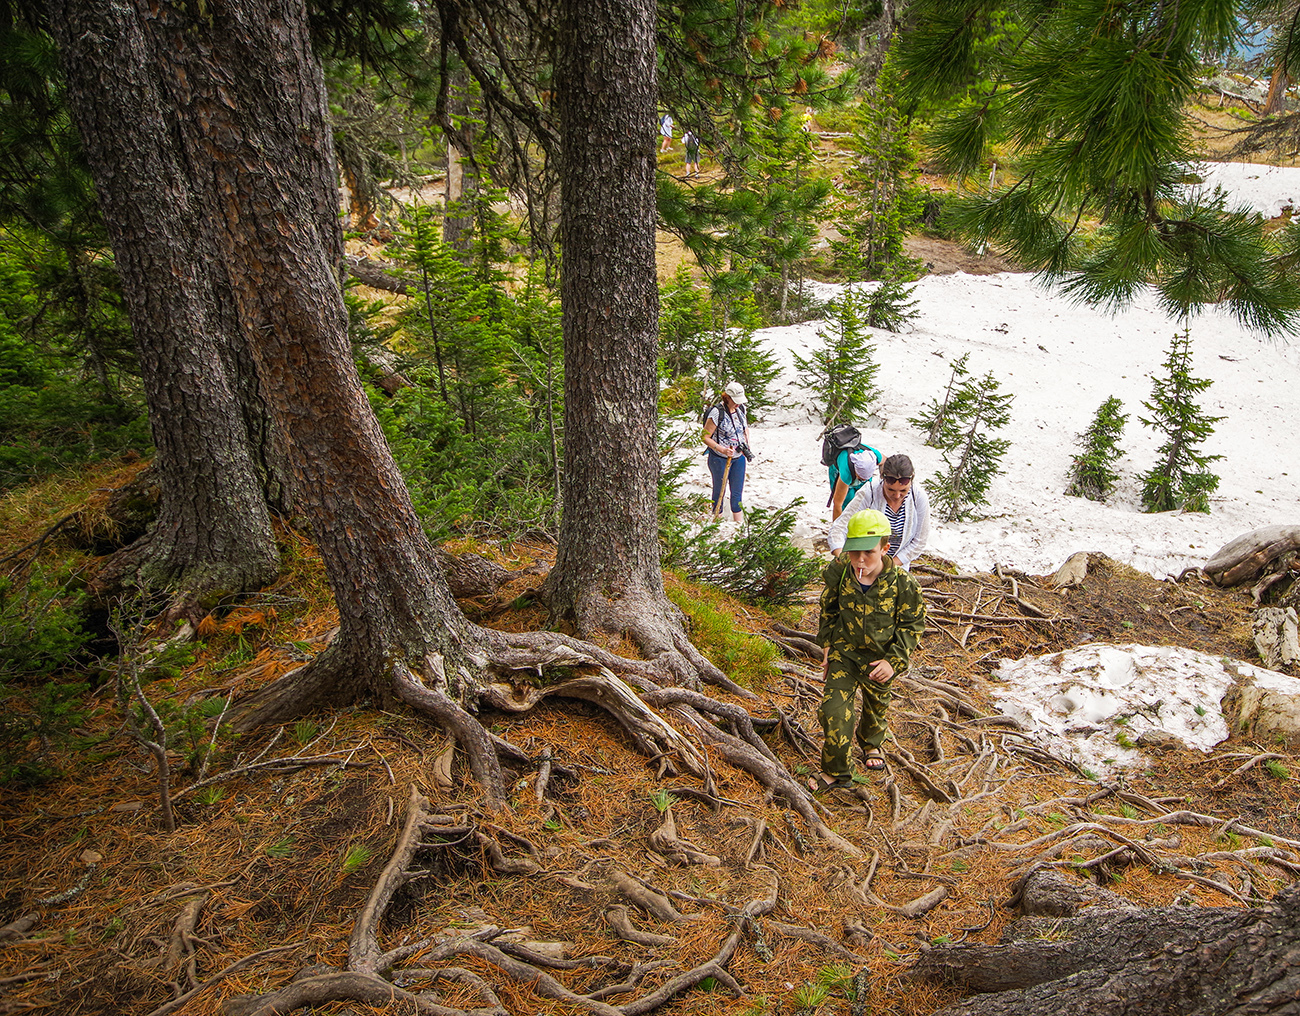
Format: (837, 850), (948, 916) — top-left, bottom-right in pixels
(1211, 752), (1286, 789)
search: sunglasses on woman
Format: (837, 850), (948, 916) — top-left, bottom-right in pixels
(883, 475), (912, 485)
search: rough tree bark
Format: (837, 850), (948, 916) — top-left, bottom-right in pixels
(47, 3), (281, 609)
(48, 0), (783, 819)
(543, 0), (729, 690)
(915, 870), (1300, 1016)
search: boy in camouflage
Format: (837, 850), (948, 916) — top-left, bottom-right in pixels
(814, 509), (926, 790)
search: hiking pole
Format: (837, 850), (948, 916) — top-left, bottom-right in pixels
(714, 449), (730, 518)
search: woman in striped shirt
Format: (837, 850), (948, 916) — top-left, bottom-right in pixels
(826, 454), (931, 570)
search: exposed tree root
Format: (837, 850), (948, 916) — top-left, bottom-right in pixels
(221, 788), (782, 1016)
(642, 688), (862, 856)
(604, 906), (678, 947)
(649, 807), (721, 866)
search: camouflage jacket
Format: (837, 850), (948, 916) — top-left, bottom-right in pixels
(816, 556), (926, 675)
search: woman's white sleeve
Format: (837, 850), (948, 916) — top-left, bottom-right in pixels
(827, 484), (872, 552)
(897, 483), (931, 566)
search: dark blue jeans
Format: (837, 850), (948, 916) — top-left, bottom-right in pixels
(707, 450), (746, 515)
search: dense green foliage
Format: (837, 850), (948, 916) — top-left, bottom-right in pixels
(1139, 331), (1222, 513)
(0, 21), (148, 488)
(0, 568), (91, 785)
(366, 204), (566, 539)
(1066, 396), (1128, 501)
(0, 237), (147, 488)
(831, 57), (924, 282)
(896, 0), (1300, 335)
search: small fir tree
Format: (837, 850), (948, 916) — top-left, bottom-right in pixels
(793, 287), (879, 426)
(863, 275), (919, 332)
(1139, 330), (1222, 514)
(1065, 396), (1127, 501)
(929, 370), (1013, 522)
(908, 352), (971, 448)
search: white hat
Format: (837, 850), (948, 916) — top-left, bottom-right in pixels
(723, 381), (747, 404)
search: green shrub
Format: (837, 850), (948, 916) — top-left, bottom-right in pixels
(676, 501), (822, 605)
(0, 570), (92, 785)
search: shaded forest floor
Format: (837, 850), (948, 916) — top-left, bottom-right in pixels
(2, 463), (1298, 1016)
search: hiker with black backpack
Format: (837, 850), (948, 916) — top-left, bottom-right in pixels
(820, 423), (883, 520)
(702, 382), (751, 522)
(827, 453), (931, 571)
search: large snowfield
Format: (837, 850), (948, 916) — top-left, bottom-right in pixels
(702, 161), (1300, 581)
(689, 161), (1300, 768)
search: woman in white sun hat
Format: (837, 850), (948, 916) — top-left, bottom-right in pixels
(702, 381), (751, 522)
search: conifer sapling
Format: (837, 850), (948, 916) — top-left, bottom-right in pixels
(1139, 330), (1222, 514)
(928, 369), (1013, 522)
(793, 287), (879, 426)
(1065, 396), (1127, 501)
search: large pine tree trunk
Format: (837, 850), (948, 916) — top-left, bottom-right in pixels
(544, 0), (729, 690)
(123, 0), (485, 701)
(48, 1), (281, 607)
(49, 0), (732, 808)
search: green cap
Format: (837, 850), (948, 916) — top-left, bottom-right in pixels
(843, 509), (890, 551)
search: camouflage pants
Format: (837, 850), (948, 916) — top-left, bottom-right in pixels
(818, 648), (893, 778)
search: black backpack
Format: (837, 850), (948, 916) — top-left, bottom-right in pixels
(820, 423), (861, 466)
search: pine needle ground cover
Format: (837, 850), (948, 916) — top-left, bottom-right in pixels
(1, 473), (1298, 1016)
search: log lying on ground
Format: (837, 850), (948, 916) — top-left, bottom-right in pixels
(1203, 525), (1300, 587)
(913, 869), (1300, 1015)
(434, 547), (514, 599)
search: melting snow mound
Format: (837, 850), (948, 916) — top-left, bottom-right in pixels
(990, 643), (1299, 774)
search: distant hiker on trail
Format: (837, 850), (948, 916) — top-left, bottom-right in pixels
(702, 381), (751, 522)
(659, 112), (674, 152)
(683, 129), (700, 175)
(828, 453), (931, 571)
(812, 509), (926, 792)
(821, 423), (882, 520)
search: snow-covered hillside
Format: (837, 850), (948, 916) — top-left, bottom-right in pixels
(693, 163), (1300, 581)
